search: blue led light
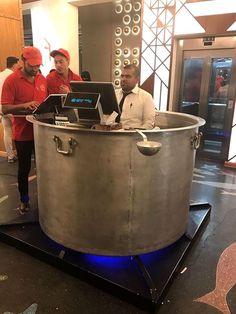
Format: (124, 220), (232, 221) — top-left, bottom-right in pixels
(71, 98), (92, 104)
(81, 243), (175, 268)
(140, 243), (176, 265)
(83, 254), (132, 269)
(46, 233), (174, 269)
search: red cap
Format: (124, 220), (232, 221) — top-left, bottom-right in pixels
(50, 48), (70, 61)
(22, 47), (42, 66)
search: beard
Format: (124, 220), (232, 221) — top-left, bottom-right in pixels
(24, 67), (38, 77)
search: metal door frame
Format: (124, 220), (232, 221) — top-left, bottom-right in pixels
(170, 36), (236, 160)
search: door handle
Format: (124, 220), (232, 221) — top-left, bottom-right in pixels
(228, 100), (234, 109)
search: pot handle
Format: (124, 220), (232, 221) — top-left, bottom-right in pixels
(191, 132), (202, 149)
(53, 136), (77, 155)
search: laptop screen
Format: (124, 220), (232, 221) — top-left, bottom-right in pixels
(33, 94), (66, 114)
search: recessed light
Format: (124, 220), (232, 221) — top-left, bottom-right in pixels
(123, 59), (130, 66)
(115, 4), (123, 14)
(132, 59), (139, 66)
(115, 27), (122, 36)
(123, 48), (130, 57)
(123, 26), (131, 35)
(115, 38), (122, 46)
(114, 69), (121, 76)
(123, 15), (131, 25)
(124, 3), (132, 13)
(114, 79), (120, 87)
(132, 25), (140, 35)
(133, 14), (140, 24)
(133, 2), (141, 12)
(114, 59), (122, 67)
(115, 48), (122, 56)
(132, 47), (139, 56)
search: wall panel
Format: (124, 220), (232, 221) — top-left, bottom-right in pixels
(0, 0), (21, 20)
(0, 0), (23, 71)
(0, 17), (23, 70)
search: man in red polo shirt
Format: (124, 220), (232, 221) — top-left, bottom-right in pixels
(46, 48), (82, 94)
(1, 47), (47, 214)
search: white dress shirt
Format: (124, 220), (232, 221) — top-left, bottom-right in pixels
(0, 68), (13, 113)
(115, 85), (156, 129)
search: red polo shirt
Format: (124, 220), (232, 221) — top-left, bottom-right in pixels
(1, 69), (47, 141)
(46, 69), (82, 94)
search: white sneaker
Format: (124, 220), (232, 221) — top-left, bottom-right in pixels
(19, 202), (30, 215)
(8, 156), (17, 163)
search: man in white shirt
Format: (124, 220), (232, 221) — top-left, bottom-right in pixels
(116, 64), (156, 129)
(0, 56), (20, 162)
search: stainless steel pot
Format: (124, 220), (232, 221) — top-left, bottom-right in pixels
(28, 111), (204, 256)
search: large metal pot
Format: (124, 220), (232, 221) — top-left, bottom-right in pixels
(28, 111), (204, 256)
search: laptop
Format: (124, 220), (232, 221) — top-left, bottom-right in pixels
(33, 94), (66, 114)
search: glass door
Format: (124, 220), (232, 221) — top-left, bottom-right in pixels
(179, 49), (236, 160)
(180, 58), (204, 116)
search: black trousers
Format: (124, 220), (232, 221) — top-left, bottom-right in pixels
(14, 140), (34, 202)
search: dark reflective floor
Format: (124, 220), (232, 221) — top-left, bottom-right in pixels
(0, 156), (235, 314)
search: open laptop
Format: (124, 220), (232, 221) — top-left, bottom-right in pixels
(33, 94), (66, 115)
(33, 94), (79, 124)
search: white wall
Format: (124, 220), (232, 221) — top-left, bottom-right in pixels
(23, 0), (79, 77)
(79, 2), (112, 81)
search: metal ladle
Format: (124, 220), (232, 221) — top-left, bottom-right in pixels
(136, 129), (162, 156)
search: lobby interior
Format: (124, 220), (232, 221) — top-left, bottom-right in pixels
(0, 0), (236, 313)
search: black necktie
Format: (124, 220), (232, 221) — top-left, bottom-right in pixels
(116, 91), (132, 122)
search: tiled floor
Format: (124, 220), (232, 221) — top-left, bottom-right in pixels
(0, 156), (235, 314)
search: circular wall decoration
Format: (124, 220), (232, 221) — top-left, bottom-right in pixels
(123, 15), (131, 25)
(133, 2), (141, 12)
(133, 14), (141, 24)
(132, 25), (140, 35)
(132, 59), (139, 66)
(124, 3), (132, 13)
(132, 47), (140, 56)
(123, 48), (130, 57)
(115, 48), (122, 57)
(114, 59), (122, 67)
(115, 4), (123, 14)
(114, 79), (120, 87)
(115, 27), (122, 36)
(114, 69), (121, 77)
(123, 59), (130, 66)
(115, 38), (122, 46)
(123, 26), (131, 36)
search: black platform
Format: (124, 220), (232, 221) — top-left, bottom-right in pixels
(0, 203), (211, 313)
